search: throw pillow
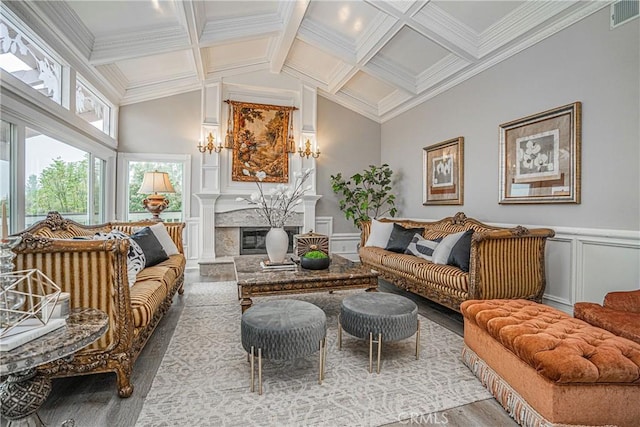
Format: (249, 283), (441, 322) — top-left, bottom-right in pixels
(131, 227), (169, 268)
(149, 223), (179, 256)
(94, 230), (145, 287)
(385, 223), (425, 253)
(365, 219), (394, 248)
(447, 229), (474, 272)
(432, 230), (467, 265)
(404, 234), (442, 261)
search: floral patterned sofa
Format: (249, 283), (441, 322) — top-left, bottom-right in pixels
(12, 212), (186, 397)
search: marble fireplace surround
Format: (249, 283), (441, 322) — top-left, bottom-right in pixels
(214, 209), (303, 258)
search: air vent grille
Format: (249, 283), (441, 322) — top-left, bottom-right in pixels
(611, 0), (639, 29)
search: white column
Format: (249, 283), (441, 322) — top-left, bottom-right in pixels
(302, 195), (322, 233)
(194, 193), (220, 263)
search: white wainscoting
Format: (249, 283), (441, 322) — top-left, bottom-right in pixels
(185, 216), (640, 309)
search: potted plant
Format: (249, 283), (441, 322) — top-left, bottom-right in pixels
(330, 164), (398, 229)
(300, 250), (330, 270)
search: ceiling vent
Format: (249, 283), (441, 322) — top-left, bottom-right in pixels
(611, 0), (639, 29)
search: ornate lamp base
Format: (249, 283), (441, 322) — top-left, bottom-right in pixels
(142, 194), (169, 222)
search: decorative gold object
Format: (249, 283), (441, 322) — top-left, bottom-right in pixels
(138, 170), (175, 222)
(298, 139), (320, 159)
(294, 231), (329, 258)
(197, 131), (223, 154)
(224, 101), (234, 149)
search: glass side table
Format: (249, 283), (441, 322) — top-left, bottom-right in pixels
(0, 307), (109, 427)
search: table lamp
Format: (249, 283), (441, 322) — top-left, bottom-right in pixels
(138, 171), (175, 222)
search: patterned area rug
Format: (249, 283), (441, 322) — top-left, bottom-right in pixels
(135, 282), (490, 426)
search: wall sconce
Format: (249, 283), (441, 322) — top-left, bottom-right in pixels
(197, 132), (223, 154)
(298, 139), (320, 159)
(138, 170), (176, 222)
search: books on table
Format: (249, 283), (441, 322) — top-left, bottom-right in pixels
(260, 259), (297, 271)
(0, 317), (66, 351)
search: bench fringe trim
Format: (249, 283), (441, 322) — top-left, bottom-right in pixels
(460, 346), (614, 427)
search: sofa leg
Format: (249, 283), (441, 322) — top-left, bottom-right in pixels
(115, 361), (134, 398)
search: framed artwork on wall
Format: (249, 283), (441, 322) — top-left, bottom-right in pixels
(423, 137), (464, 205)
(499, 102), (581, 204)
(229, 101), (295, 183)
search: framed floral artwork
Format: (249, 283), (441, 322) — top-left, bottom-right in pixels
(423, 137), (464, 205)
(229, 100), (295, 183)
(499, 102), (581, 204)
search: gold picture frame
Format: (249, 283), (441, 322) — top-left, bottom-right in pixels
(423, 137), (464, 205)
(499, 102), (581, 204)
(230, 101), (295, 183)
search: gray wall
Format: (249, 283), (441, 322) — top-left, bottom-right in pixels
(381, 8), (639, 230)
(118, 90), (202, 217)
(316, 95), (382, 233)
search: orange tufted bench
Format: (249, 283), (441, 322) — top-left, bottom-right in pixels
(460, 299), (640, 427)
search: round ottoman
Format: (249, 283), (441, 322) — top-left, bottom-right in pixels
(241, 299), (327, 394)
(339, 293), (420, 373)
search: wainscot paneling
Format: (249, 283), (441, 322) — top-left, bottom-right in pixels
(184, 217), (200, 270)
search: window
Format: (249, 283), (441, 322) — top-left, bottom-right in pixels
(76, 78), (111, 135)
(118, 154), (190, 223)
(25, 129), (104, 227)
(0, 17), (62, 104)
(1, 120), (13, 233)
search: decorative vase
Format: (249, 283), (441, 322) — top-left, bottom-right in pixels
(265, 227), (289, 264)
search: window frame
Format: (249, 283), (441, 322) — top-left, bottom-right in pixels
(117, 153), (191, 222)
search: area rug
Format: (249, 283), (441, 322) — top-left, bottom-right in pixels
(135, 282), (491, 426)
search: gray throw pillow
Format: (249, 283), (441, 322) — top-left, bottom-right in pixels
(385, 223), (425, 253)
(131, 227), (169, 267)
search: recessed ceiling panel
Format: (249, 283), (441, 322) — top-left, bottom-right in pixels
(304, 1), (381, 41)
(341, 71), (396, 105)
(431, 1), (525, 33)
(285, 39), (344, 83)
(204, 1), (280, 20)
(116, 50), (194, 85)
(68, 1), (179, 36)
(375, 26), (449, 76)
(204, 38), (271, 70)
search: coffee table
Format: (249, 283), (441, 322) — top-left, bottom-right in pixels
(235, 254), (378, 312)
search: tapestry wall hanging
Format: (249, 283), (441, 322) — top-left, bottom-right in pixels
(229, 100), (296, 183)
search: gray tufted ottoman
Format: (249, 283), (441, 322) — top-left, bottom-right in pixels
(339, 293), (420, 373)
(241, 299), (327, 395)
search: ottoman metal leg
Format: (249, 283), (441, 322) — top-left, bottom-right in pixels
(369, 332), (373, 373)
(250, 346), (255, 392)
(258, 348), (263, 395)
(318, 338), (325, 384)
(368, 332), (382, 374)
(416, 319), (421, 360)
(377, 333), (382, 374)
(337, 315), (342, 350)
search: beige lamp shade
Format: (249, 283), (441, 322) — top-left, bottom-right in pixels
(138, 171), (175, 195)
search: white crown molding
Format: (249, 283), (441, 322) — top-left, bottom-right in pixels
(415, 54), (470, 93)
(90, 25), (191, 65)
(354, 13), (399, 63)
(378, 1), (611, 123)
(270, 0), (310, 73)
(410, 3), (479, 61)
(297, 19), (356, 63)
(365, 56), (417, 94)
(327, 63), (359, 94)
(95, 64), (128, 96)
(179, 0), (206, 82)
(377, 89), (412, 117)
(334, 87), (381, 118)
(120, 75), (202, 106)
(479, 0), (575, 57)
(282, 65), (329, 93)
(205, 62), (271, 82)
(199, 13), (282, 47)
(317, 90), (380, 123)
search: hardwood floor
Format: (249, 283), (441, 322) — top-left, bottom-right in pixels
(12, 272), (517, 427)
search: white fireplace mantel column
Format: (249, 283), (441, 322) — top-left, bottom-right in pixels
(302, 195), (322, 234)
(194, 193), (220, 263)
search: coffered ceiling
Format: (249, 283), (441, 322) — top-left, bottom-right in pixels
(11, 0), (609, 122)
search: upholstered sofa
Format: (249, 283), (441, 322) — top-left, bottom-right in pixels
(12, 212), (186, 397)
(461, 299), (640, 426)
(574, 289), (640, 345)
(358, 212), (555, 312)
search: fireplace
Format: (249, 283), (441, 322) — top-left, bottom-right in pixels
(240, 227), (300, 255)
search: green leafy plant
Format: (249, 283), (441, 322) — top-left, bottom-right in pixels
(303, 250), (328, 259)
(330, 164), (398, 228)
